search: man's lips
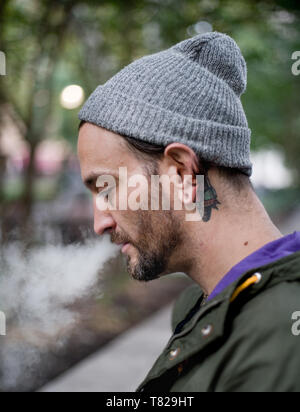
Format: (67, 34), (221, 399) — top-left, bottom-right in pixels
(121, 243), (130, 254)
(113, 240), (131, 253)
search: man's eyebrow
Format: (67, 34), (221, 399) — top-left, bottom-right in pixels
(83, 170), (119, 188)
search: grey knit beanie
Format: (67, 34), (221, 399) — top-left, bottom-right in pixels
(78, 32), (253, 176)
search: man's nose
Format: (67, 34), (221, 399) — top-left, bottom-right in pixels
(93, 201), (116, 236)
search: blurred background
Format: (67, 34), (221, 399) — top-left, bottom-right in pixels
(0, 0), (299, 392)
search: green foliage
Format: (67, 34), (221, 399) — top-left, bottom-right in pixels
(3, 176), (58, 202)
(1, 0), (300, 183)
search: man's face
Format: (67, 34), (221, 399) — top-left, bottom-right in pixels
(78, 123), (183, 282)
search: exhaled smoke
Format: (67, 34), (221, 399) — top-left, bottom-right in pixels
(0, 236), (120, 391)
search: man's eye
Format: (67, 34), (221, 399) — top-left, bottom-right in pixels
(97, 187), (114, 201)
(97, 189), (109, 198)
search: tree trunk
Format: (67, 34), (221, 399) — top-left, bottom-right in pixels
(20, 138), (38, 244)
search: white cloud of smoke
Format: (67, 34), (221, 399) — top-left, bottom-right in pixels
(0, 236), (120, 391)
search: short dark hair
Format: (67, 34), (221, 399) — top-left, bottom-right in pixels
(78, 119), (87, 131)
(78, 120), (254, 193)
(120, 133), (254, 194)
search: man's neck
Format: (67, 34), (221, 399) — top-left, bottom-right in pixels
(182, 187), (283, 296)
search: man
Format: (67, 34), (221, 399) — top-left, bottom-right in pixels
(77, 32), (300, 392)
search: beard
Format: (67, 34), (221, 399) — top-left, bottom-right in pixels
(111, 209), (182, 282)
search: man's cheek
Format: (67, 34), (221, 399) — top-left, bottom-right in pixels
(116, 211), (138, 243)
(127, 175), (149, 211)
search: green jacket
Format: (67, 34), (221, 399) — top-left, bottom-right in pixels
(136, 251), (300, 392)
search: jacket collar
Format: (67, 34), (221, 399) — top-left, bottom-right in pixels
(136, 250), (300, 391)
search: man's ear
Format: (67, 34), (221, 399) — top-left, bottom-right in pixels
(162, 143), (201, 205)
(163, 143), (200, 178)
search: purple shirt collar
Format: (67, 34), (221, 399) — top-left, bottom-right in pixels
(207, 231), (300, 301)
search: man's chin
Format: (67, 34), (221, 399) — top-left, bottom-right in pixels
(126, 257), (166, 282)
(120, 244), (166, 281)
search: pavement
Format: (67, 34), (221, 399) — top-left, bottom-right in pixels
(40, 305), (173, 392)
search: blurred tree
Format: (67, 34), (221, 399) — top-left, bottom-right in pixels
(0, 0), (299, 244)
(0, 0), (82, 242)
(0, 0), (11, 243)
